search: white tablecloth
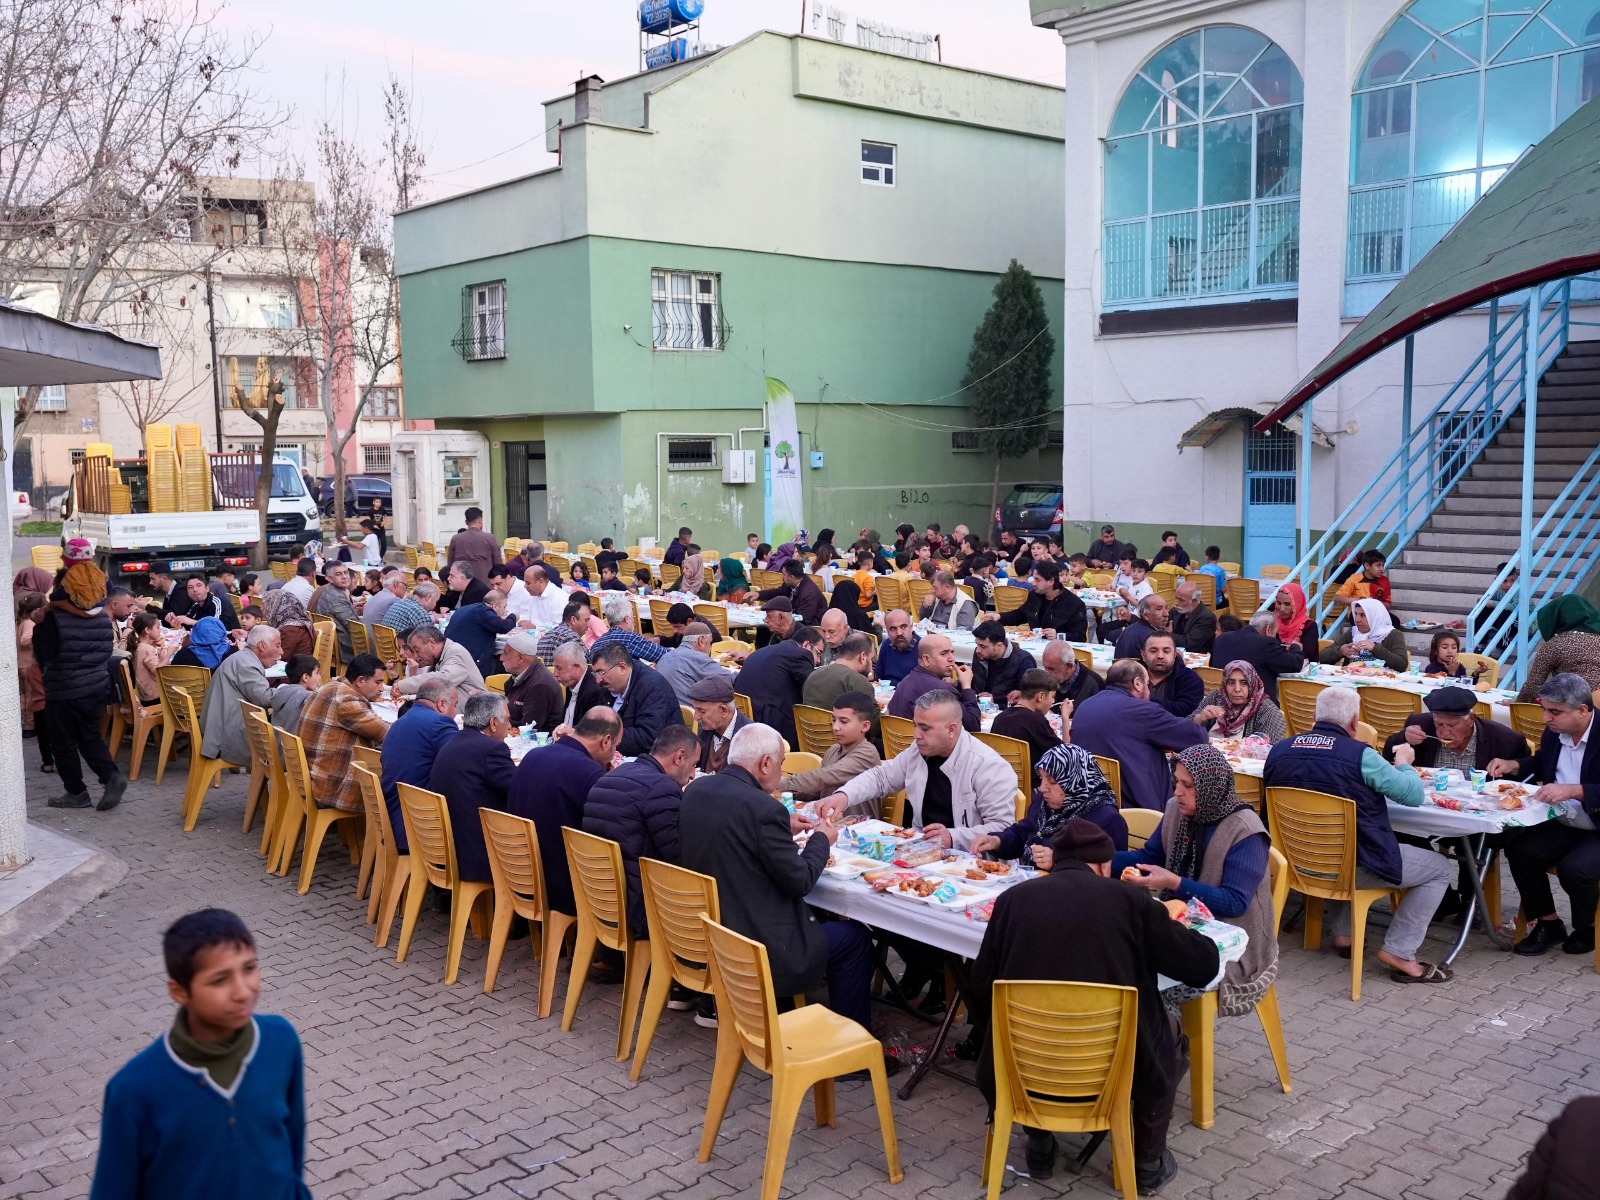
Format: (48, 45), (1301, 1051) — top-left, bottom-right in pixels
(632, 594), (765, 629)
(1284, 664), (1516, 725)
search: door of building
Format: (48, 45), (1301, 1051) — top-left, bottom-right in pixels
(1242, 424), (1297, 578)
(502, 441), (548, 541)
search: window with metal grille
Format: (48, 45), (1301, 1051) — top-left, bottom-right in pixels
(652, 271), (727, 351)
(951, 431), (984, 452)
(232, 358), (306, 408)
(862, 141), (896, 186)
(666, 437), (718, 469)
(363, 444), (392, 474)
(452, 281), (506, 360)
(32, 384), (66, 412)
(365, 386), (401, 418)
(1046, 429), (1065, 449)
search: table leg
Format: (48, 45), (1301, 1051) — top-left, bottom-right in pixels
(897, 956), (972, 1102)
(1440, 834), (1508, 967)
(1180, 991), (1216, 1130)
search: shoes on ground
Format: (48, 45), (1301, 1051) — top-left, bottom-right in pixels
(1514, 919), (1567, 956)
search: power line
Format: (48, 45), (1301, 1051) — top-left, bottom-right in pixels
(422, 120), (563, 178)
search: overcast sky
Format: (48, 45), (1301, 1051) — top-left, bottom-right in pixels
(225, 1), (1064, 197)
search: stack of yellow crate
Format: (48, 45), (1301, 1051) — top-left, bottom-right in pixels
(174, 423), (210, 511)
(145, 424), (179, 513)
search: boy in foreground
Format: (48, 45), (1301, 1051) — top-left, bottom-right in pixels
(90, 909), (310, 1200)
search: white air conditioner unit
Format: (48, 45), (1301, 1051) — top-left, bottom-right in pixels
(721, 448), (757, 484)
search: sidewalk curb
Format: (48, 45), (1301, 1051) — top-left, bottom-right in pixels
(0, 840), (128, 972)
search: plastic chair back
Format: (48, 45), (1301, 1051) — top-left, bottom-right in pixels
(1267, 846), (1290, 931)
(1456, 653), (1499, 686)
(703, 917), (782, 1073)
(1233, 770), (1263, 812)
(648, 598), (673, 632)
(563, 827), (631, 951)
(547, 541), (569, 553)
(640, 858), (720, 994)
(1092, 754), (1122, 806)
(1509, 702), (1547, 748)
(354, 763), (391, 852)
(1195, 665), (1223, 692)
(373, 624), (402, 666)
(875, 577), (905, 613)
(348, 621), (371, 658)
(1150, 572), (1176, 603)
(1264, 786), (1358, 900)
(974, 730), (1030, 794)
(880, 714), (915, 760)
(31, 544), (63, 571)
(312, 626), (334, 681)
(659, 562), (682, 590)
(782, 751), (822, 775)
(1122, 807), (1161, 849)
(1276, 678), (1325, 736)
(545, 553), (571, 575)
(994, 584), (1029, 615)
(1224, 577), (1261, 614)
(157, 664), (211, 734)
(692, 602), (729, 638)
(485, 674), (510, 693)
(882, 789), (907, 825)
(990, 980), (1138, 1133)
(1357, 685), (1421, 745)
(792, 704), (835, 757)
(481, 808), (549, 919)
(751, 568), (783, 592)
(1259, 564), (1291, 581)
(906, 578), (932, 616)
(1218, 561), (1241, 574)
(1184, 572), (1216, 608)
(398, 781), (458, 891)
(352, 745), (382, 773)
(733, 693), (753, 721)
(1084, 571), (1113, 589)
(1073, 645), (1095, 671)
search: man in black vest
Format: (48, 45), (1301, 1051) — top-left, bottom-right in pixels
(1263, 685), (1455, 982)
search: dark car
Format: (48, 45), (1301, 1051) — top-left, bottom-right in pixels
(996, 482), (1064, 540)
(318, 475), (392, 517)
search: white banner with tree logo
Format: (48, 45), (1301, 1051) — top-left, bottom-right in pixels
(765, 376), (804, 545)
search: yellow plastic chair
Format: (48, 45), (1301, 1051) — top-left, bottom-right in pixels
(680, 703), (697, 732)
(994, 584), (1029, 615)
(107, 659), (164, 781)
(1179, 847), (1293, 1131)
(236, 700), (269, 836)
(372, 624), (403, 672)
(1195, 665), (1223, 692)
(1084, 571), (1113, 589)
(975, 730), (1030, 795)
(1184, 572), (1217, 609)
(906, 577), (933, 616)
(547, 540), (569, 554)
(791, 704), (834, 757)
(1122, 807), (1161, 849)
(348, 621), (371, 659)
(1224, 577), (1261, 615)
(154, 664), (211, 785)
(733, 693), (753, 721)
(481, 809), (576, 1014)
(1233, 771), (1263, 813)
(1276, 678), (1325, 737)
(881, 789), (907, 826)
(277, 727), (364, 896)
(1149, 572), (1176, 604)
(361, 766), (411, 948)
(350, 746), (383, 902)
(751, 568), (783, 592)
(31, 544), (62, 571)
(632, 859), (720, 1080)
(174, 689), (243, 833)
(1509, 702), (1547, 749)
(1357, 686), (1421, 745)
(1074, 645), (1096, 671)
(311, 625), (334, 682)
(880, 714), (915, 760)
(875, 576), (905, 613)
(1093, 754), (1122, 806)
(243, 711), (287, 862)
(697, 918), (902, 1200)
(648, 597), (674, 632)
(782, 751), (821, 776)
(1218, 560), (1241, 574)
(1457, 653), (1500, 687)
(1266, 786), (1406, 1001)
(692, 602), (729, 638)
(393, 782), (493, 984)
(485, 673), (509, 694)
(1259, 564), (1292, 581)
(561, 827), (651, 1062)
(353, 764), (398, 929)
(982, 981), (1138, 1200)
(660, 562), (683, 590)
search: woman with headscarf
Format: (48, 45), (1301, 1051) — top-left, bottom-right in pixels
(1113, 743), (1277, 1015)
(1193, 660), (1287, 742)
(1516, 595), (1600, 702)
(262, 586), (315, 660)
(716, 556), (749, 604)
(1270, 580), (1320, 663)
(172, 616), (234, 672)
(824, 578), (875, 634)
(13, 565), (53, 597)
(1320, 597), (1407, 669)
(972, 742), (1128, 868)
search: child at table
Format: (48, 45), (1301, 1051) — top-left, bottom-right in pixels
(1198, 545), (1228, 608)
(629, 567), (655, 596)
(1116, 558), (1153, 608)
(568, 561), (594, 591)
(89, 909), (312, 1200)
(128, 613), (175, 704)
(1064, 553), (1089, 589)
(598, 562), (628, 592)
(1424, 630), (1488, 680)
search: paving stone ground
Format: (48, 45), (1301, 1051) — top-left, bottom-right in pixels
(1, 741), (1595, 1200)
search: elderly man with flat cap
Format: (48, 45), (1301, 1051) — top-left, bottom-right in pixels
(656, 620), (729, 704)
(969, 817), (1220, 1190)
(1381, 684), (1529, 772)
(501, 628), (564, 731)
(689, 674), (751, 774)
(758, 595), (795, 647)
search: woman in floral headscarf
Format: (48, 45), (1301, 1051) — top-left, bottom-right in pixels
(1113, 744), (1277, 1015)
(261, 586), (315, 659)
(1193, 660), (1287, 743)
(972, 742), (1127, 869)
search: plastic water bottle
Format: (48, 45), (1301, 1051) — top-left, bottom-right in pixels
(781, 791), (795, 814)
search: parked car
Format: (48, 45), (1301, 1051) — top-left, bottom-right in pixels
(996, 482), (1064, 540)
(318, 475), (392, 517)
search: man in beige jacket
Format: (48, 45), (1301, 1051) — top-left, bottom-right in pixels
(780, 693), (881, 800)
(818, 689), (1016, 851)
(393, 624), (487, 706)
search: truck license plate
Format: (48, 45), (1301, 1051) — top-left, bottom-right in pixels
(169, 558), (205, 571)
(269, 533), (295, 543)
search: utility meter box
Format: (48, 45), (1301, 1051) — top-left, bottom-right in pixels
(721, 448), (757, 484)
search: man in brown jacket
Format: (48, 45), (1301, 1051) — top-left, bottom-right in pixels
(780, 693), (881, 800)
(445, 506), (502, 585)
(298, 654), (389, 812)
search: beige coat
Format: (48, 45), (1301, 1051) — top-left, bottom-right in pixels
(838, 731), (1016, 851)
(394, 639), (487, 705)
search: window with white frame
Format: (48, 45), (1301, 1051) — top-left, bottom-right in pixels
(365, 386), (401, 418)
(453, 281), (506, 360)
(218, 282), (297, 328)
(31, 384), (66, 412)
(861, 141), (896, 186)
(665, 437), (718, 469)
(362, 444), (392, 474)
(651, 271), (725, 351)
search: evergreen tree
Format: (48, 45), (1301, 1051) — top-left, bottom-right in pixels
(962, 260), (1057, 524)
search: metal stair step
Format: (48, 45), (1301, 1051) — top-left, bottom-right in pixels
(1450, 478), (1574, 499)
(1398, 548), (1544, 570)
(1440, 495), (1562, 515)
(1503, 414), (1600, 433)
(1414, 530), (1525, 549)
(1496, 426), (1600, 445)
(1531, 384), (1600, 402)
(1482, 444), (1594, 464)
(1540, 368), (1600, 386)
(1467, 462), (1591, 481)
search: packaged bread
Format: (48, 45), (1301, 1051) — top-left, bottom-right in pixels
(1164, 899), (1188, 921)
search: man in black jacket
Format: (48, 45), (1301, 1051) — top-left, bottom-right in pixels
(755, 560), (827, 625)
(734, 625), (821, 749)
(970, 818), (1218, 1188)
(1084, 525), (1136, 571)
(164, 573), (239, 632)
(583, 723), (698, 936)
(35, 573), (127, 812)
(997, 562), (1087, 641)
(1169, 580), (1217, 655)
(590, 643), (684, 758)
(971, 620), (1036, 706)
(1041, 641), (1101, 711)
(430, 692), (517, 885)
(1492, 674), (1600, 957)
(551, 642), (610, 732)
(678, 723), (878, 1038)
(1208, 610), (1305, 701)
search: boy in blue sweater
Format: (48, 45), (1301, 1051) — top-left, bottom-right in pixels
(90, 909), (311, 1200)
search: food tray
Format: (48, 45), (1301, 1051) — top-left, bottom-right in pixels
(922, 860), (1020, 888)
(822, 854), (879, 879)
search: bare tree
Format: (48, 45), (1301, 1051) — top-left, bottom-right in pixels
(0, 0), (283, 423)
(227, 353), (288, 569)
(103, 287), (213, 439)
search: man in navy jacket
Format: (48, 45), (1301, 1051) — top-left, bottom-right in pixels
(378, 678), (458, 852)
(590, 643), (684, 758)
(429, 693), (517, 883)
(1069, 661), (1208, 809)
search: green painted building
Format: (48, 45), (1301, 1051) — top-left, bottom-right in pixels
(393, 31), (1066, 551)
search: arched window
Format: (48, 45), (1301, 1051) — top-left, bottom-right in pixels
(1349, 0), (1600, 285)
(1102, 26), (1303, 309)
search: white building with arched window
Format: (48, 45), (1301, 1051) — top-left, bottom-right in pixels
(1030, 0), (1600, 575)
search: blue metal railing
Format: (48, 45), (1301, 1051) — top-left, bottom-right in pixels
(1283, 277), (1572, 641)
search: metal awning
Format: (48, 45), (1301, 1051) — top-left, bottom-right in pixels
(0, 301), (160, 386)
(1178, 405), (1331, 450)
(1256, 95), (1600, 431)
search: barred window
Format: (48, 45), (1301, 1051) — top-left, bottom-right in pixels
(453, 281), (506, 360)
(366, 386), (401, 418)
(363, 444), (392, 474)
(652, 270), (726, 351)
(666, 437), (717, 469)
(950, 431), (984, 452)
